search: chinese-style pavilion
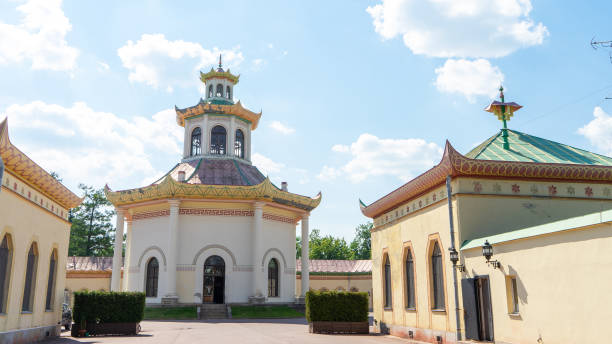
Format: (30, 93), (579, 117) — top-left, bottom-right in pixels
(105, 57), (321, 305)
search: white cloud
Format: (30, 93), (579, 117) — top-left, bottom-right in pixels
(434, 58), (504, 102)
(578, 107), (612, 156)
(0, 0), (79, 71)
(4, 101), (183, 189)
(252, 153), (285, 176)
(317, 166), (342, 181)
(269, 121), (295, 135)
(97, 61), (110, 71)
(366, 0), (548, 58)
(117, 34), (243, 89)
(332, 144), (349, 153)
(320, 134), (443, 183)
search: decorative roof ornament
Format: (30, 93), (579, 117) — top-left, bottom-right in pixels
(484, 86), (522, 150)
(217, 54), (224, 72)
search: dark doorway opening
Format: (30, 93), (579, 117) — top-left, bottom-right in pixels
(203, 255), (225, 304)
(462, 276), (494, 342)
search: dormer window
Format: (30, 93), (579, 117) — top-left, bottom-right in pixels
(235, 129), (244, 158)
(191, 127), (201, 156)
(210, 126), (226, 155)
(226, 86), (231, 99)
(208, 85), (213, 98)
(216, 84), (223, 97)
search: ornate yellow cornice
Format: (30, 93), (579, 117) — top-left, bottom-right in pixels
(105, 176), (321, 211)
(175, 100), (262, 130)
(200, 69), (240, 85)
(0, 118), (82, 209)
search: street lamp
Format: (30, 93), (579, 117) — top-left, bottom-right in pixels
(448, 247), (465, 272)
(482, 240), (500, 269)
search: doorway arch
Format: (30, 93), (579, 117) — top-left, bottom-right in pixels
(203, 255), (225, 304)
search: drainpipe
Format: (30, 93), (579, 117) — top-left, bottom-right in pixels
(446, 175), (462, 342)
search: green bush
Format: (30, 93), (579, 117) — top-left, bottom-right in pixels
(305, 290), (368, 322)
(73, 291), (145, 324)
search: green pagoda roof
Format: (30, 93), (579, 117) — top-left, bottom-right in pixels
(465, 129), (612, 166)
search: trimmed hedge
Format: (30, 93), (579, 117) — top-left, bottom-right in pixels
(73, 291), (145, 324)
(305, 291), (368, 322)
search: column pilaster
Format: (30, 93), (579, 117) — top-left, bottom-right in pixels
(111, 208), (125, 292)
(301, 214), (310, 297)
(249, 201), (265, 303)
(164, 200), (180, 303)
(122, 219), (133, 291)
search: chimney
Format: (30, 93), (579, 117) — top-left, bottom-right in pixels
(281, 181), (288, 192)
(177, 171), (186, 182)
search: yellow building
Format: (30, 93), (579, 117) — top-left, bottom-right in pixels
(360, 91), (612, 344)
(0, 119), (81, 343)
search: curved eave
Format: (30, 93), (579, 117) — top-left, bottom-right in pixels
(200, 69), (240, 85)
(0, 118), (82, 209)
(175, 100), (261, 130)
(105, 176), (321, 212)
(360, 141), (612, 219)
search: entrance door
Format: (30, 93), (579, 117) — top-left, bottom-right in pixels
(461, 276), (494, 342)
(203, 255), (225, 304)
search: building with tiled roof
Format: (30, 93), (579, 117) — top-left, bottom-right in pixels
(104, 60), (321, 307)
(64, 258), (373, 309)
(0, 119), (82, 341)
(360, 88), (612, 344)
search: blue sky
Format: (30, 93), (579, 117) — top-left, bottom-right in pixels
(2, 0), (612, 240)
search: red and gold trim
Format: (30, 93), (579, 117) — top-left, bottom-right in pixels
(361, 141), (612, 219)
(0, 118), (82, 209)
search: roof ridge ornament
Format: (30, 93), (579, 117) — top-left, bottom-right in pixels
(484, 85), (522, 150)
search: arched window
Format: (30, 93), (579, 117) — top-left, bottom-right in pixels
(22, 242), (38, 312)
(383, 253), (392, 309)
(234, 129), (244, 158)
(0, 234), (13, 313)
(216, 84), (223, 97)
(268, 258), (279, 297)
(431, 242), (445, 310)
(226, 86), (231, 99)
(319, 287), (328, 292)
(405, 247), (416, 309)
(191, 127), (202, 156)
(350, 287), (359, 292)
(145, 257), (159, 297)
(335, 286), (345, 291)
(45, 249), (57, 310)
(208, 85), (213, 98)
(210, 126), (227, 155)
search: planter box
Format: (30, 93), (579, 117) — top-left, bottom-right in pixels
(70, 322), (141, 337)
(309, 321), (369, 334)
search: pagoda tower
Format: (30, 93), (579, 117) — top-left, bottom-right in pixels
(105, 60), (320, 306)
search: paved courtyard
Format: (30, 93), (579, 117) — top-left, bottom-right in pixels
(44, 319), (412, 344)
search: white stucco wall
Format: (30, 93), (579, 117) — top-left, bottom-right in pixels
(126, 205), (297, 304)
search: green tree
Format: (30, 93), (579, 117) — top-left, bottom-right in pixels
(308, 229), (351, 260)
(349, 222), (372, 260)
(296, 235), (302, 259)
(68, 184), (116, 256)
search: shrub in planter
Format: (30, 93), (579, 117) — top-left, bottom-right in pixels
(305, 291), (369, 334)
(71, 291), (145, 336)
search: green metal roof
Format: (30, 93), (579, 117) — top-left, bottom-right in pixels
(461, 209), (612, 250)
(465, 129), (612, 166)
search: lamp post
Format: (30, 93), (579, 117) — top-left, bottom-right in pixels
(482, 240), (500, 269)
(449, 247), (465, 272)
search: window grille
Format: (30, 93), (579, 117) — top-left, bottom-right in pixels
(145, 258), (159, 297)
(405, 248), (416, 309)
(431, 242), (445, 310)
(268, 259), (279, 297)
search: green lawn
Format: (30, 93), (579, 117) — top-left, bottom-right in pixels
(231, 305), (304, 319)
(144, 306), (197, 320)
